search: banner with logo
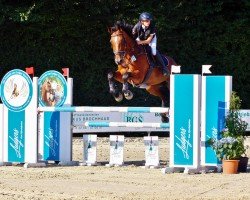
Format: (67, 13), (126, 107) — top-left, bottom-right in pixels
(38, 70), (72, 162)
(170, 74), (201, 168)
(201, 76), (232, 166)
(71, 109), (250, 134)
(0, 69), (38, 163)
(72, 112), (169, 133)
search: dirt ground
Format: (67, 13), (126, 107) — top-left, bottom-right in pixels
(0, 137), (250, 200)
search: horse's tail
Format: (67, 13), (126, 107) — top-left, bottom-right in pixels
(165, 56), (177, 73)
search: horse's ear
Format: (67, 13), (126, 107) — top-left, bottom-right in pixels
(107, 27), (117, 34)
(115, 20), (124, 31)
(107, 27), (112, 34)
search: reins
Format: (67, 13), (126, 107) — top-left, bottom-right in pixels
(111, 31), (146, 68)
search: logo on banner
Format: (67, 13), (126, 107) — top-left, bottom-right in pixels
(38, 70), (67, 107)
(0, 69), (33, 111)
(123, 113), (144, 122)
(175, 119), (192, 159)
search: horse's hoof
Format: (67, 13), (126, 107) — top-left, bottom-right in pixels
(115, 93), (123, 102)
(124, 90), (133, 100)
(122, 73), (129, 80)
(107, 72), (113, 79)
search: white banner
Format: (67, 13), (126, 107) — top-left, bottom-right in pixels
(73, 112), (169, 133)
(72, 110), (250, 133)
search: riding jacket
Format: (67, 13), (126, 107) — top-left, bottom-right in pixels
(132, 22), (156, 41)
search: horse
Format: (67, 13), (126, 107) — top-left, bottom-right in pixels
(41, 80), (56, 106)
(107, 22), (177, 122)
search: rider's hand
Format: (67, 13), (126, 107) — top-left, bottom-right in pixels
(137, 40), (143, 45)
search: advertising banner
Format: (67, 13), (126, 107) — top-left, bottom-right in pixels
(0, 69), (37, 163)
(170, 74), (201, 168)
(38, 70), (72, 162)
(201, 76), (232, 166)
(73, 111), (169, 133)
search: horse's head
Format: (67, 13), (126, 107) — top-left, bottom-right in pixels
(109, 28), (127, 65)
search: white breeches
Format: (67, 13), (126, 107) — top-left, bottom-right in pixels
(149, 35), (157, 55)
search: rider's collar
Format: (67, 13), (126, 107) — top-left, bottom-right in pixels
(142, 25), (149, 30)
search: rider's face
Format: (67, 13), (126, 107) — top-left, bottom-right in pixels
(141, 20), (151, 27)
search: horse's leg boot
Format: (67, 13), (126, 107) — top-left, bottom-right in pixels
(155, 52), (169, 76)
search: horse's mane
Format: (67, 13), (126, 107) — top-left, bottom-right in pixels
(112, 20), (143, 53)
(113, 21), (134, 39)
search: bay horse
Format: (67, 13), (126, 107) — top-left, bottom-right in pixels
(107, 22), (177, 122)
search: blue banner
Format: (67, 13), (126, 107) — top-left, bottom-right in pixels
(173, 75), (194, 166)
(43, 112), (60, 161)
(205, 76), (226, 165)
(8, 110), (25, 162)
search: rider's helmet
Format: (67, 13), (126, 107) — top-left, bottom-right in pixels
(139, 12), (153, 21)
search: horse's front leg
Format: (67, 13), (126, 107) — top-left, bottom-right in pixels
(122, 72), (133, 100)
(107, 71), (123, 102)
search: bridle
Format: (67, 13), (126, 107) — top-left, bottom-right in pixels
(111, 31), (146, 67)
(111, 33), (127, 61)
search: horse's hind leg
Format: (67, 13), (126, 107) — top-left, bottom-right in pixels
(146, 83), (170, 122)
(159, 83), (170, 123)
(122, 72), (133, 100)
(107, 71), (123, 102)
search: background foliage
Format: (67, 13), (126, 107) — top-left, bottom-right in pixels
(0, 0), (249, 107)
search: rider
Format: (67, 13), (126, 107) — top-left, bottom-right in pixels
(132, 12), (169, 76)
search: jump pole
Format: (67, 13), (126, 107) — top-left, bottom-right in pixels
(38, 106), (169, 113)
(84, 121), (169, 128)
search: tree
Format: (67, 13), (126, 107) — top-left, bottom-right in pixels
(0, 0), (249, 107)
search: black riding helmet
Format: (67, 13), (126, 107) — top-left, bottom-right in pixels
(139, 12), (153, 21)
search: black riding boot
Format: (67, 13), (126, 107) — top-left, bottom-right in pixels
(155, 52), (169, 76)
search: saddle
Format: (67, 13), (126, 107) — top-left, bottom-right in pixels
(143, 46), (168, 68)
(137, 46), (169, 86)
